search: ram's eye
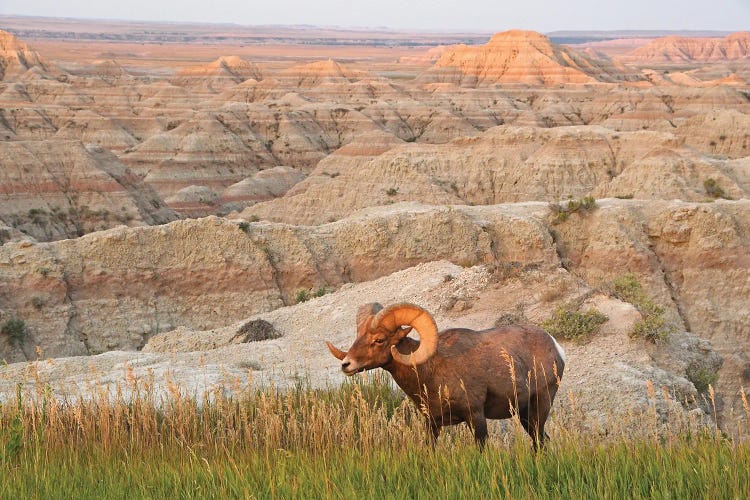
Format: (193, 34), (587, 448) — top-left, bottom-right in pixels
(374, 338), (386, 344)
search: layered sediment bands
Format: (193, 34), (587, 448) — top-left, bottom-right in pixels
(0, 204), (556, 360)
(0, 198), (746, 424)
(2, 200), (749, 408)
(0, 30), (50, 80)
(0, 140), (177, 241)
(172, 56), (263, 93)
(621, 32), (750, 64)
(422, 30), (639, 86)
(551, 199), (750, 417)
(242, 125), (749, 225)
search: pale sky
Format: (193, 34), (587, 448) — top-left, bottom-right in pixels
(1, 0), (748, 32)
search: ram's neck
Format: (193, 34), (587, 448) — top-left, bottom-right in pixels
(382, 338), (432, 402)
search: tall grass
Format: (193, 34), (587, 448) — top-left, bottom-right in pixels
(0, 371), (748, 497)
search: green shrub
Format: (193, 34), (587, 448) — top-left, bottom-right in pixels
(703, 178), (727, 199)
(631, 308), (670, 343)
(296, 289), (310, 303)
(541, 307), (608, 343)
(1, 318), (27, 343)
(312, 286), (327, 298)
(238, 221), (250, 233)
(386, 187), (399, 196)
(611, 274), (673, 343)
(686, 365), (718, 394)
(550, 196), (597, 224)
(612, 273), (644, 304)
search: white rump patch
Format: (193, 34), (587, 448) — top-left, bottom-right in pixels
(548, 333), (566, 365)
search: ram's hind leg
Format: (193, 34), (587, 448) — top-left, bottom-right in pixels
(468, 411), (488, 449)
(518, 395), (552, 451)
(424, 418), (441, 447)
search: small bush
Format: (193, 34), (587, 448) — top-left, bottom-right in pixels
(703, 178), (727, 199)
(495, 310), (528, 327)
(296, 289), (310, 303)
(611, 274), (673, 343)
(550, 196), (597, 224)
(541, 307), (608, 343)
(236, 360), (262, 371)
(312, 286), (327, 298)
(686, 365), (718, 394)
(238, 221), (250, 233)
(236, 319), (281, 342)
(612, 273), (643, 304)
(631, 307), (670, 343)
(1, 318), (27, 343)
(386, 187), (399, 196)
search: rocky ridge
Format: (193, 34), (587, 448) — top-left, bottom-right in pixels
(622, 32), (750, 64)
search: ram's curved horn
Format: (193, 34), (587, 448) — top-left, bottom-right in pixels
(371, 303), (438, 366)
(356, 303), (383, 337)
(325, 341), (347, 360)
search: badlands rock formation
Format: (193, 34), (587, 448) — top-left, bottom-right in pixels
(0, 30), (50, 80)
(2, 199), (749, 422)
(622, 32), (750, 64)
(0, 141), (177, 240)
(173, 56), (263, 93)
(0, 26), (749, 428)
(241, 125), (748, 225)
(0, 260), (723, 427)
(421, 30), (636, 86)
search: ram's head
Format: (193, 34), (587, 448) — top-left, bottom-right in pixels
(326, 302), (438, 375)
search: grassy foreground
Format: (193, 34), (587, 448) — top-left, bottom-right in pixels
(1, 373), (749, 498)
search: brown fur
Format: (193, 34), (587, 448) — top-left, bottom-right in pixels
(336, 313), (565, 449)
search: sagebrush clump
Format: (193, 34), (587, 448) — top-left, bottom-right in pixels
(549, 195), (597, 224)
(612, 274), (673, 343)
(686, 365), (719, 394)
(541, 306), (608, 343)
(1, 318), (27, 344)
(703, 178), (728, 200)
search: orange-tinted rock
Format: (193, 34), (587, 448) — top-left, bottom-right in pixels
(422, 30), (637, 86)
(622, 32), (750, 64)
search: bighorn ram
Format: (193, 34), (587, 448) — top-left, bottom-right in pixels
(326, 303), (566, 449)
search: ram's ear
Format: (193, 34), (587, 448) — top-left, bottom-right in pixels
(393, 326), (412, 341)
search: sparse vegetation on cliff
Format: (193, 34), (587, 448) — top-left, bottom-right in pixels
(296, 289), (310, 303)
(541, 306), (608, 343)
(1, 318), (27, 345)
(704, 178), (728, 200)
(612, 274), (673, 343)
(686, 365), (719, 394)
(549, 195), (597, 224)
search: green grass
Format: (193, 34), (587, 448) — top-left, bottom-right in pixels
(0, 373), (748, 497)
(2, 438), (748, 498)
